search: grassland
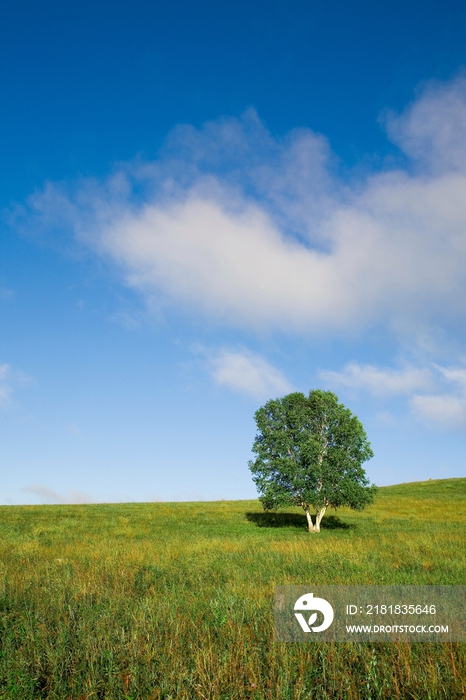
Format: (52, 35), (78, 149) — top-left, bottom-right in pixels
(0, 478), (465, 699)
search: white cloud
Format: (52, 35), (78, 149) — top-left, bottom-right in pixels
(20, 485), (93, 504)
(409, 363), (466, 429)
(385, 74), (466, 174)
(208, 349), (293, 399)
(433, 364), (466, 390)
(319, 362), (434, 396)
(14, 76), (466, 336)
(410, 393), (466, 427)
(322, 358), (466, 430)
(96, 196), (350, 329)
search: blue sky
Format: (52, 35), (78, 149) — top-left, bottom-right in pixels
(1, 0), (466, 504)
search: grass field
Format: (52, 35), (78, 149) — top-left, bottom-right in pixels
(0, 478), (465, 699)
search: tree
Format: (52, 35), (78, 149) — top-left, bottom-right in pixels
(248, 390), (376, 532)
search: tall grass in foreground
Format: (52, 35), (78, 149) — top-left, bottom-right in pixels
(0, 478), (465, 699)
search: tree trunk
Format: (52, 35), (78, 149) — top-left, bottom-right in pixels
(305, 507), (327, 532)
(314, 506), (327, 532)
(305, 510), (316, 532)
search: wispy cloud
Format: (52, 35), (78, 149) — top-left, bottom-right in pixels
(0, 363), (13, 406)
(0, 363), (31, 407)
(0, 386), (12, 406)
(321, 359), (466, 430)
(410, 393), (466, 427)
(207, 348), (293, 399)
(20, 485), (93, 504)
(385, 75), (466, 174)
(410, 364), (466, 428)
(319, 362), (434, 396)
(11, 75), (466, 338)
(66, 422), (83, 436)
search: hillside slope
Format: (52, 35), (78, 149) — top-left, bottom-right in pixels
(0, 477), (464, 698)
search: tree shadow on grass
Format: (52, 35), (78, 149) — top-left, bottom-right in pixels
(246, 512), (353, 531)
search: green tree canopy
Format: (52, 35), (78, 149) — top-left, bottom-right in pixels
(248, 390), (376, 532)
